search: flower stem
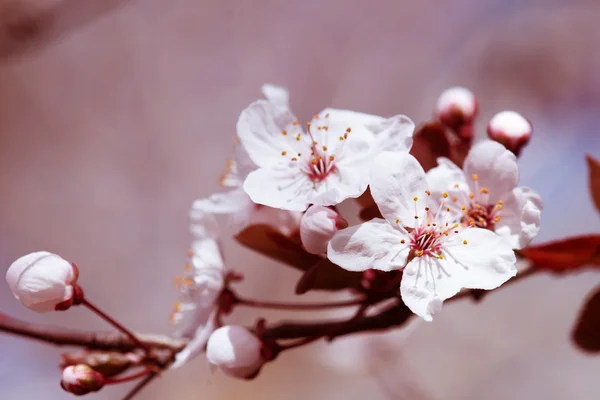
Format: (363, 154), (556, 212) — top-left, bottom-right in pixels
(81, 298), (150, 353)
(105, 369), (151, 385)
(235, 295), (365, 311)
(121, 372), (157, 400)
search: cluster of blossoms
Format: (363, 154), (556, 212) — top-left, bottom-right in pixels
(4, 84), (544, 392)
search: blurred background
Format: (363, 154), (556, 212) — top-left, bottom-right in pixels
(1, 0), (599, 398)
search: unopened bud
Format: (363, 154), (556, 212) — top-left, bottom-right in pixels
(6, 251), (80, 312)
(435, 87), (478, 137)
(61, 365), (105, 396)
(206, 326), (265, 379)
(300, 206), (348, 255)
(487, 111), (532, 156)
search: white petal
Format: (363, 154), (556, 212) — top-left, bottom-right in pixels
(495, 186), (543, 249)
(444, 228), (517, 290)
(371, 114), (415, 154)
(172, 309), (218, 368)
(300, 205), (343, 255)
(400, 257), (465, 322)
(243, 166), (311, 211)
(250, 207), (302, 236)
(236, 100), (300, 168)
(192, 189), (250, 215)
(261, 83), (290, 108)
(426, 157), (469, 217)
(369, 152), (429, 227)
(318, 108), (385, 132)
(206, 326), (263, 378)
(463, 140), (518, 203)
(327, 219), (409, 272)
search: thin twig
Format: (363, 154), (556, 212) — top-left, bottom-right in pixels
(121, 372), (157, 400)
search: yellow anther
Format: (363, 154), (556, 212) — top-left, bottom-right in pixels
(413, 196), (419, 201)
(314, 114), (320, 119)
(425, 190), (431, 196)
(325, 113), (330, 118)
(344, 132), (348, 139)
(438, 254), (444, 259)
(417, 250), (423, 256)
(442, 192), (449, 198)
(323, 126), (329, 131)
(454, 183), (459, 188)
(425, 207), (430, 211)
(496, 204), (503, 210)
(414, 216), (419, 219)
(480, 187), (489, 194)
(494, 216), (501, 222)
(291, 157), (297, 161)
(463, 240), (468, 245)
(461, 206), (467, 211)
(282, 130), (287, 136)
(452, 196), (458, 202)
(446, 207), (451, 212)
(311, 159), (318, 165)
(293, 120), (300, 126)
(298, 153), (302, 156)
(281, 151), (287, 156)
(454, 230), (459, 233)
(322, 145), (328, 151)
(469, 192), (475, 199)
(329, 155), (335, 161)
(296, 133), (301, 141)
(400, 239), (405, 244)
(395, 218), (400, 224)
(472, 174), (479, 181)
(339, 136), (344, 141)
(346, 127), (351, 133)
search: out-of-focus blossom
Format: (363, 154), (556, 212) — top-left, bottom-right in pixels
(171, 212), (225, 368)
(60, 365), (105, 396)
(192, 84), (301, 234)
(237, 96), (414, 211)
(426, 140), (542, 249)
(6, 251), (79, 312)
(487, 111), (532, 156)
(328, 152), (517, 321)
(435, 86), (478, 133)
(206, 325), (264, 379)
(300, 205), (348, 255)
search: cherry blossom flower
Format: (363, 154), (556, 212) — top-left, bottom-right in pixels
(435, 86), (478, 129)
(237, 99), (414, 211)
(206, 325), (265, 379)
(328, 152), (517, 321)
(6, 251), (79, 312)
(192, 84), (301, 234)
(300, 205), (348, 255)
(426, 140), (542, 249)
(170, 212), (226, 368)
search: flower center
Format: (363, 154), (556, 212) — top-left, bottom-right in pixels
(456, 175), (502, 229)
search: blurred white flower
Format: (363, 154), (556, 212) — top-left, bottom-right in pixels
(206, 325), (264, 379)
(171, 212), (226, 368)
(60, 365), (105, 396)
(6, 251), (78, 312)
(328, 152), (517, 321)
(300, 205), (347, 255)
(192, 84), (301, 234)
(237, 97), (414, 211)
(487, 111), (532, 156)
(426, 140), (542, 249)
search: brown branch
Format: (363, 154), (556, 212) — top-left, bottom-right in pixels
(0, 312), (186, 352)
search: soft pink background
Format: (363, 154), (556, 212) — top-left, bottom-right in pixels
(1, 0), (599, 399)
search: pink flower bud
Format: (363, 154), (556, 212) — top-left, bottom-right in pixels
(60, 365), (105, 396)
(6, 251), (79, 312)
(206, 325), (264, 379)
(300, 206), (348, 255)
(435, 87), (478, 135)
(487, 111), (532, 156)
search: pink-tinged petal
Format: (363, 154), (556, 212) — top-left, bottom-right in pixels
(371, 114), (415, 154)
(261, 83), (290, 108)
(463, 140), (518, 203)
(251, 207), (302, 236)
(237, 100), (300, 168)
(192, 188), (251, 215)
(300, 205), (347, 255)
(318, 108), (385, 132)
(495, 186), (543, 249)
(444, 228), (517, 290)
(369, 152), (429, 227)
(328, 219), (409, 272)
(400, 257), (466, 322)
(243, 165), (311, 211)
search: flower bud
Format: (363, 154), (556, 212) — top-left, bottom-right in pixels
(487, 111), (532, 156)
(300, 206), (348, 255)
(6, 251), (79, 312)
(60, 365), (105, 396)
(435, 86), (478, 136)
(206, 325), (264, 379)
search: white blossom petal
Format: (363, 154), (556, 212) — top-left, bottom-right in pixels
(370, 114), (415, 154)
(495, 187), (543, 249)
(243, 164), (311, 211)
(463, 140), (518, 203)
(172, 309), (218, 368)
(237, 100), (300, 168)
(444, 228), (517, 290)
(261, 83), (290, 108)
(328, 219), (409, 272)
(369, 152), (429, 227)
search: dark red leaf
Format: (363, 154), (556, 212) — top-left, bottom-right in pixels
(520, 235), (600, 273)
(572, 285), (600, 353)
(586, 154), (600, 213)
(409, 122), (451, 172)
(235, 224), (362, 292)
